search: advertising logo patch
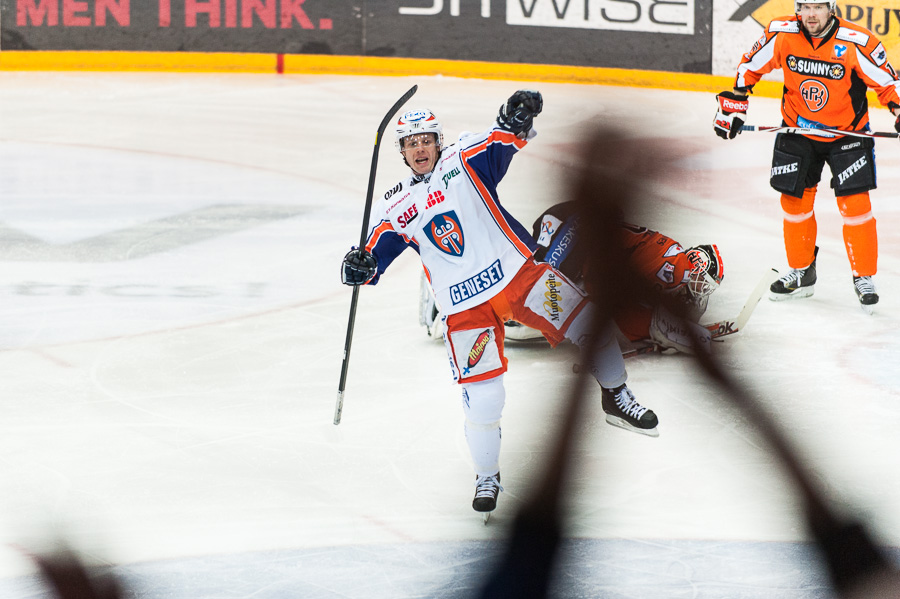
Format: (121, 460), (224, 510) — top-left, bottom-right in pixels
(449, 327), (502, 378)
(425, 211), (464, 256)
(834, 44), (848, 59)
(398, 204), (419, 228)
(537, 215), (563, 247)
(799, 79), (829, 112)
(449, 260), (504, 305)
(786, 55), (844, 80)
(426, 190), (445, 209)
(524, 269), (584, 330)
(468, 329), (493, 370)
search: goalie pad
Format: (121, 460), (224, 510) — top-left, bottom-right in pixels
(649, 303), (711, 355)
(418, 271), (443, 338)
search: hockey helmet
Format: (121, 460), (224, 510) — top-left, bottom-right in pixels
(685, 244), (724, 298)
(795, 0), (835, 13)
(395, 109), (443, 151)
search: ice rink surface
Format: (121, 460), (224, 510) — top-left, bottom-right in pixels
(1, 72), (899, 597)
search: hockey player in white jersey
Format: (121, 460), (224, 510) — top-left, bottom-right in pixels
(341, 91), (658, 517)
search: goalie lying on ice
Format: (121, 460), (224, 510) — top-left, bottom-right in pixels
(420, 201), (725, 355)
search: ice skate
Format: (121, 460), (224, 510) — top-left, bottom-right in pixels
(770, 246), (818, 301)
(853, 276), (878, 314)
(473, 472), (502, 524)
(601, 384), (659, 437)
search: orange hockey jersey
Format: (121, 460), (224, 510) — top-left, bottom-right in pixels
(735, 15), (900, 137)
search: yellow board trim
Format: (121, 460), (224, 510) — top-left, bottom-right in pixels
(0, 50), (863, 102)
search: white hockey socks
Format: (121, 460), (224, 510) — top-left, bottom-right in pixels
(461, 376), (506, 476)
(564, 303), (627, 389)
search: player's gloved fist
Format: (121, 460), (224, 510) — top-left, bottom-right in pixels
(497, 90), (543, 136)
(341, 248), (377, 286)
(713, 91), (749, 140)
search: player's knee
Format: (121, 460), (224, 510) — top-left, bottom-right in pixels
(461, 375), (506, 425)
(564, 302), (616, 349)
(837, 192), (872, 218)
(780, 190), (815, 216)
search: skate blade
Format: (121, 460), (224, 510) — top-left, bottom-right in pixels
(604, 415), (659, 438)
(860, 302), (876, 315)
(769, 286), (814, 302)
(482, 511), (492, 525)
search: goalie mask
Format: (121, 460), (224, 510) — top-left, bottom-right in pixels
(685, 244), (724, 299)
(395, 109), (444, 151)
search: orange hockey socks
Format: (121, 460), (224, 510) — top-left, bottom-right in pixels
(837, 192), (877, 277)
(780, 188), (818, 269)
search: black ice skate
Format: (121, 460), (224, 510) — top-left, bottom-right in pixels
(601, 384), (659, 437)
(853, 276), (879, 314)
(770, 246), (817, 301)
(473, 473), (503, 524)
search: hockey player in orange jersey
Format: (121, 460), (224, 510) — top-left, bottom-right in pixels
(714, 0), (900, 313)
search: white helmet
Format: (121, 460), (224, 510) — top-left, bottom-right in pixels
(795, 0), (835, 12)
(685, 244), (724, 299)
(395, 109), (443, 151)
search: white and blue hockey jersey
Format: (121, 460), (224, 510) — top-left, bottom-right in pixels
(364, 126), (538, 316)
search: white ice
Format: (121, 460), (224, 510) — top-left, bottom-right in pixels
(0, 72), (899, 598)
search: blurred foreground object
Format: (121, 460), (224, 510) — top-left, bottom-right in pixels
(32, 544), (123, 599)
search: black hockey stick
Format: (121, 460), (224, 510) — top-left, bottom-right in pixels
(334, 85), (418, 426)
(741, 124), (899, 139)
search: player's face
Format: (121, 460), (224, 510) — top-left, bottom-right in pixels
(401, 133), (439, 175)
(798, 3), (832, 36)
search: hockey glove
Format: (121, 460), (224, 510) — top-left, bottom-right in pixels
(341, 248), (377, 286)
(713, 91), (749, 140)
(497, 90), (543, 136)
(894, 112), (900, 135)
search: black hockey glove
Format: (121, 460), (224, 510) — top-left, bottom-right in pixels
(341, 248), (377, 286)
(894, 112), (900, 135)
(713, 91), (749, 140)
(497, 90), (543, 136)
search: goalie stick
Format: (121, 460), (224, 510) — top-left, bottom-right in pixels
(741, 125), (899, 140)
(334, 85), (418, 426)
(621, 268), (779, 359)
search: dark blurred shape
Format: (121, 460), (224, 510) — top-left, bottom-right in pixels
(32, 545), (123, 599)
(475, 126), (650, 599)
(475, 125), (898, 599)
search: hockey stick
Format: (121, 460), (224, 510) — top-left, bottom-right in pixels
(704, 268), (779, 339)
(741, 124), (899, 139)
(334, 85), (418, 426)
(620, 268), (779, 359)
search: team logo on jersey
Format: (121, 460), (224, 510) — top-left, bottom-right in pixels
(537, 215), (563, 247)
(425, 211), (464, 256)
(786, 55), (844, 80)
(799, 79), (829, 112)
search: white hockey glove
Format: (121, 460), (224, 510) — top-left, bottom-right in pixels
(713, 91), (749, 140)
